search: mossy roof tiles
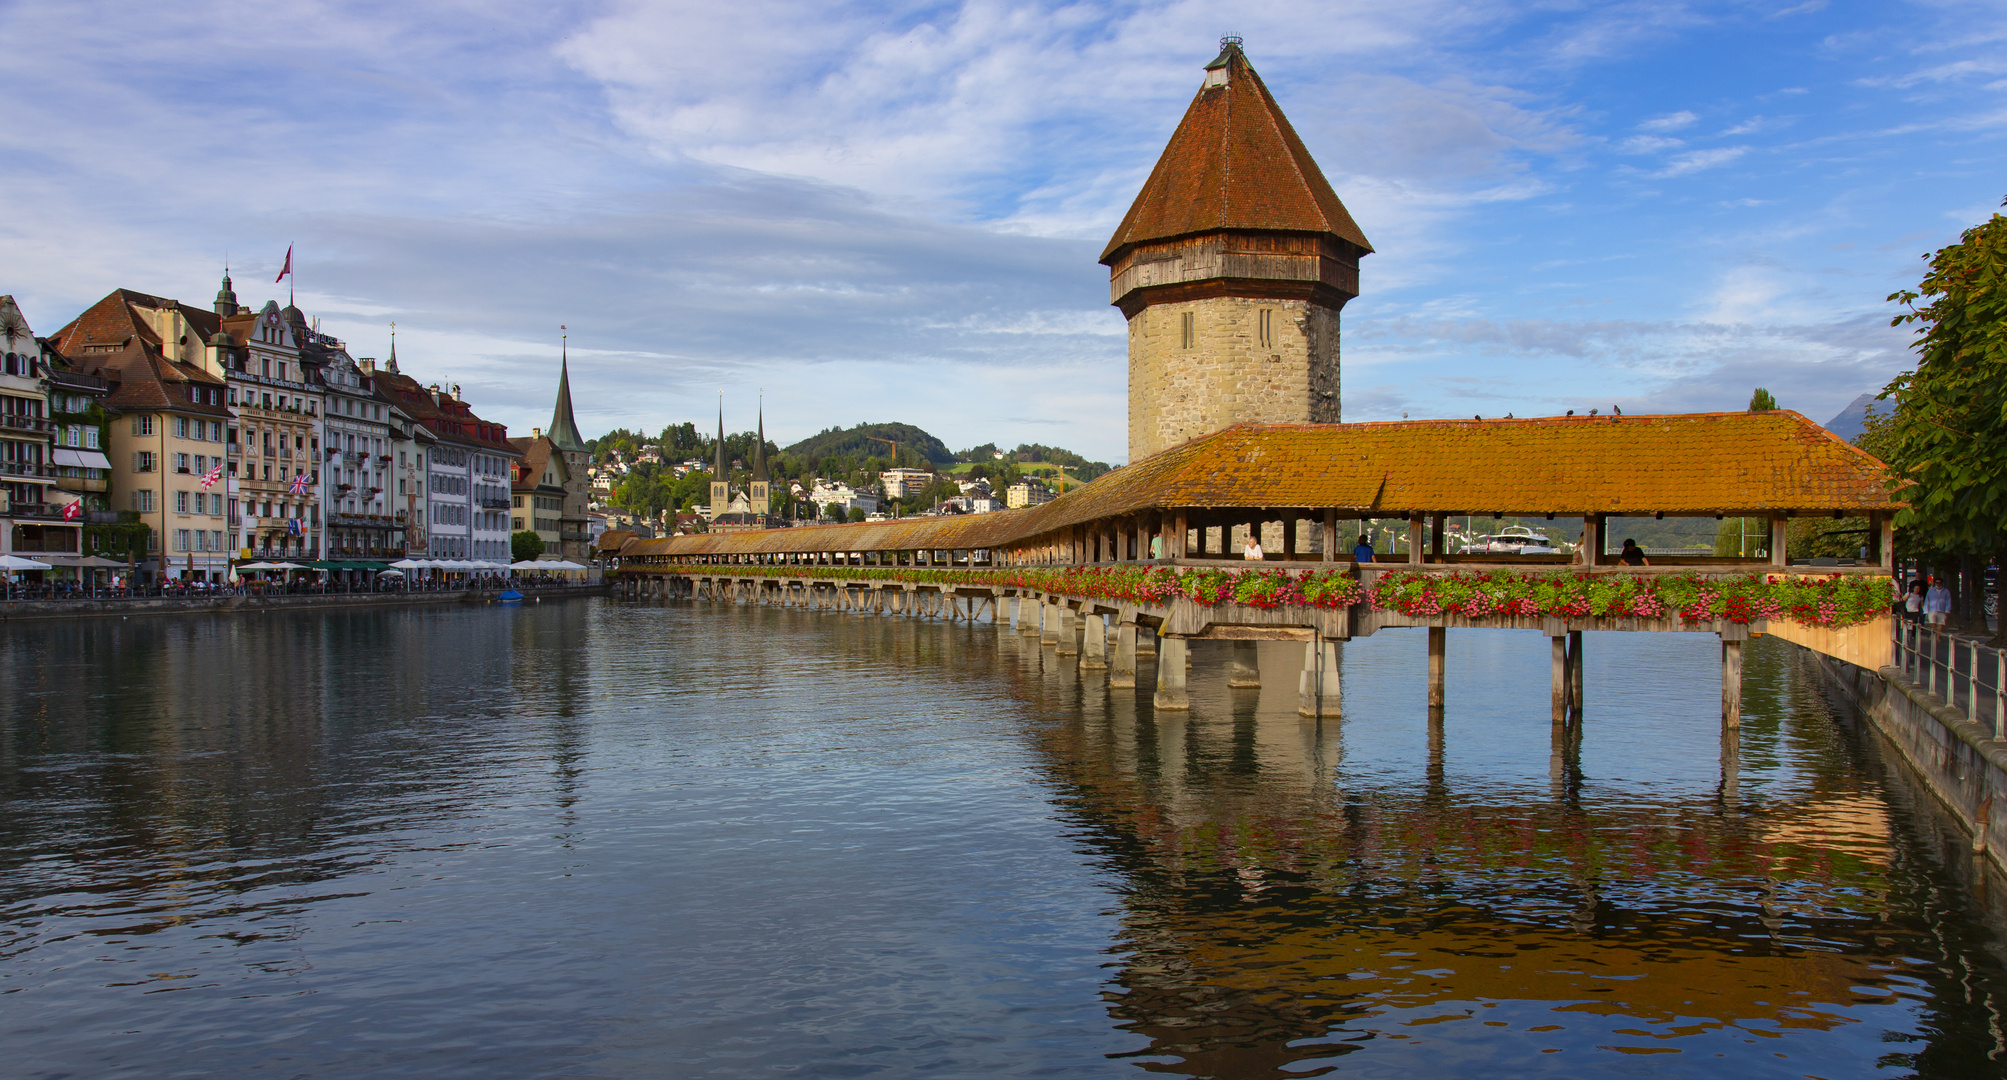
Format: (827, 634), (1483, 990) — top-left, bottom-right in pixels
(620, 412), (1894, 560)
(1101, 46), (1371, 263)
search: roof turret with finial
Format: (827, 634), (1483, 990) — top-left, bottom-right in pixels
(215, 268), (238, 317)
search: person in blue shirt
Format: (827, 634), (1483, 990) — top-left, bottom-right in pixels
(1352, 536), (1374, 563)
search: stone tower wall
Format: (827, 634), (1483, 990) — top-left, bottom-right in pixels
(1127, 295), (1341, 461)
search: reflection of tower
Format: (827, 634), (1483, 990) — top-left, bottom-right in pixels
(1103, 38), (1372, 462)
(708, 398), (729, 518)
(749, 397), (770, 517)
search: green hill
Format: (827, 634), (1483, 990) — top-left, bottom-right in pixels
(783, 423), (954, 468)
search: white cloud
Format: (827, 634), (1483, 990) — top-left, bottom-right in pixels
(1638, 109), (1699, 132)
(1620, 134), (1686, 153)
(1651, 146), (1748, 177)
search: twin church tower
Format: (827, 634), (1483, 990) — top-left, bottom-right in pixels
(1106, 38), (1372, 462)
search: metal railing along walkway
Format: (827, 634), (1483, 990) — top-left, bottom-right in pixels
(1894, 619), (2007, 737)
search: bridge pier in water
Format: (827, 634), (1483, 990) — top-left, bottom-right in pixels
(1153, 636), (1190, 710)
(1080, 613), (1108, 670)
(1111, 620), (1139, 688)
(1298, 639), (1340, 718)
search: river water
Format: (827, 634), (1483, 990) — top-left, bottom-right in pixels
(3, 597), (2006, 1078)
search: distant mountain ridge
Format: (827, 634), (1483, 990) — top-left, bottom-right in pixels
(783, 423), (955, 467)
(1823, 393), (1878, 443)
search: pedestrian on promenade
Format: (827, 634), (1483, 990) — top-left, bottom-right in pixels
(1619, 539), (1650, 566)
(1924, 576), (1952, 627)
(1352, 535), (1375, 563)
(1242, 533), (1264, 560)
(1905, 579), (1925, 622)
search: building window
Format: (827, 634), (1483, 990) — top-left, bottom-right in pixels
(174, 491), (188, 513)
(1258, 308), (1274, 348)
(174, 453), (190, 473)
(133, 451), (156, 473)
(85, 427), (99, 449)
(210, 494), (224, 515)
(133, 490), (155, 513)
(175, 529), (189, 552)
(1180, 311), (1195, 349)
(132, 415), (155, 436)
(173, 417), (188, 438)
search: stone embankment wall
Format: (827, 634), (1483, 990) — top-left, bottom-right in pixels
(1817, 650), (2007, 875)
(0, 585), (610, 622)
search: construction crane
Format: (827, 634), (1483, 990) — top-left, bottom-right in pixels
(862, 434), (901, 466)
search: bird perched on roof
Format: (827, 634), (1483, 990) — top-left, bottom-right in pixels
(1566, 409), (1575, 416)
(1505, 413), (1514, 419)
(1589, 408), (1599, 416)
(1474, 414), (1482, 420)
(1613, 405), (1622, 415)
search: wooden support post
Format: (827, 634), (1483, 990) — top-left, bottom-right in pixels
(1081, 613), (1107, 669)
(1551, 634), (1568, 724)
(1112, 620), (1138, 688)
(1716, 620), (1749, 726)
(1056, 605), (1079, 655)
(1153, 635), (1190, 710)
(1878, 513), (1895, 571)
(1427, 626), (1446, 711)
(1282, 513), (1298, 561)
(1568, 630), (1583, 717)
(1298, 638), (1341, 717)
(1322, 508), (1337, 562)
(1722, 638), (1743, 728)
(1770, 515), (1788, 568)
(1408, 516), (1425, 567)
(1228, 640), (1261, 688)
(1431, 514), (1445, 562)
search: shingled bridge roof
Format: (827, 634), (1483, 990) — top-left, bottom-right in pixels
(618, 411), (1895, 559)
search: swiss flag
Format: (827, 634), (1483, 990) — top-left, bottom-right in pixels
(61, 499), (81, 522)
(275, 245), (292, 283)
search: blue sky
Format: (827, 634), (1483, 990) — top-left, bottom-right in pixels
(2, 0), (2002, 464)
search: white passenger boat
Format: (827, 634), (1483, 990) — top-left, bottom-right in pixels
(1460, 525), (1558, 555)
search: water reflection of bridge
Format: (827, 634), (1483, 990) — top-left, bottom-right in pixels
(990, 630), (2006, 1076)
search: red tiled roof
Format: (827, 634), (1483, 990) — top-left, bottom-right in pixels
(73, 340), (232, 417)
(371, 370), (519, 456)
(1101, 44), (1372, 263)
(620, 411), (1896, 558)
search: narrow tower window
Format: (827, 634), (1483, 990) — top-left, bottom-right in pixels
(1181, 311), (1195, 350)
(1258, 308), (1274, 348)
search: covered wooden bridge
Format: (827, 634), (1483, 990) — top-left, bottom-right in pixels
(609, 410), (1897, 724)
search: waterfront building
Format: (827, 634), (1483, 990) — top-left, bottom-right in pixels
(44, 345), (115, 530)
(49, 291), (237, 579)
(509, 433), (571, 554)
(208, 289), (324, 560)
(0, 297), (62, 557)
(371, 367), (518, 562)
(542, 353), (593, 560)
(304, 343), (403, 561)
(1103, 38), (1371, 461)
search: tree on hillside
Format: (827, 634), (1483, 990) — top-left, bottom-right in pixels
(1880, 198), (2007, 638)
(1747, 388), (1777, 411)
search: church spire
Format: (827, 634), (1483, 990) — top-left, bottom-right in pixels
(752, 395), (768, 483)
(547, 326), (587, 453)
(386, 323), (400, 374)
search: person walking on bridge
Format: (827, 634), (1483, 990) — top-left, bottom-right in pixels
(1924, 577), (1952, 627)
(1619, 538), (1650, 566)
(1352, 535), (1375, 563)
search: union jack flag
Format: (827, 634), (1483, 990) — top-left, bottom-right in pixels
(199, 462), (225, 490)
(289, 472), (311, 496)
